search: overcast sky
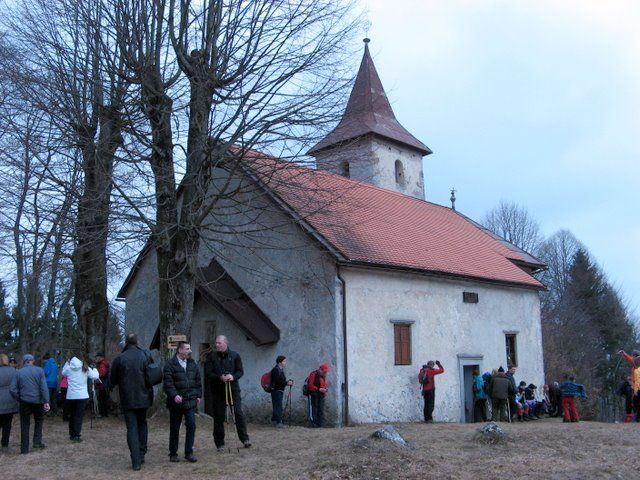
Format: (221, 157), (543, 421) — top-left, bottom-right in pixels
(359, 0), (640, 315)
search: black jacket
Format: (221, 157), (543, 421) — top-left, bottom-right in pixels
(109, 344), (154, 410)
(269, 366), (288, 392)
(204, 349), (244, 395)
(163, 355), (202, 410)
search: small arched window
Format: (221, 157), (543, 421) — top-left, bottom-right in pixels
(341, 161), (350, 178)
(394, 160), (405, 186)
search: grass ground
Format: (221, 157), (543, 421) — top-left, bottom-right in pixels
(0, 413), (638, 479)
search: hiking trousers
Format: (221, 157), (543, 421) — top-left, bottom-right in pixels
(423, 389), (435, 422)
(562, 396), (579, 422)
(271, 389), (284, 424)
(19, 402), (44, 453)
(473, 399), (487, 422)
(310, 393), (325, 427)
(212, 392), (249, 448)
(0, 413), (14, 447)
(66, 399), (87, 439)
(491, 399), (508, 422)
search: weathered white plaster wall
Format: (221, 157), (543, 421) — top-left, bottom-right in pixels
(341, 267), (544, 423)
(313, 135), (425, 199)
(123, 250), (159, 348)
(192, 172), (344, 424)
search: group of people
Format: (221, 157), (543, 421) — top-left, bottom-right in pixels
(470, 365), (587, 424)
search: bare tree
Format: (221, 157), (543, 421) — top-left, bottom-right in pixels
(109, 0), (361, 354)
(482, 200), (542, 254)
(2, 0), (130, 358)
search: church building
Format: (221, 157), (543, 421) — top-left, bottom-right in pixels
(118, 40), (546, 425)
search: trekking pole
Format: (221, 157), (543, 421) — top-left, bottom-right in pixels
(225, 381), (235, 424)
(286, 385), (292, 425)
(507, 399), (512, 424)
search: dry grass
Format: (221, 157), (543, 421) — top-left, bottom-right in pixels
(0, 414), (638, 479)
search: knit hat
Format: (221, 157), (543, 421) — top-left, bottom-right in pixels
(426, 360), (435, 368)
(498, 366), (505, 372)
(319, 363), (330, 372)
(519, 381), (527, 387)
(23, 354), (34, 362)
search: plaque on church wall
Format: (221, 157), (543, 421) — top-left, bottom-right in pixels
(463, 292), (479, 304)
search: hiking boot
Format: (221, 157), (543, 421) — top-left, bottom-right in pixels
(132, 463), (141, 471)
(169, 454), (180, 462)
(33, 443), (46, 449)
(243, 441), (252, 448)
(216, 446), (225, 453)
(184, 454), (197, 463)
(275, 423), (284, 429)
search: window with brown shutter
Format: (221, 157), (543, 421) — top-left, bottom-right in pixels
(394, 324), (412, 365)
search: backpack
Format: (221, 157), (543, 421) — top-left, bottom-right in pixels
(142, 349), (163, 388)
(260, 371), (272, 393)
(302, 370), (321, 396)
(418, 368), (429, 385)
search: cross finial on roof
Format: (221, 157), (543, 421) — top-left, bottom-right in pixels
(450, 188), (456, 211)
(363, 37), (370, 44)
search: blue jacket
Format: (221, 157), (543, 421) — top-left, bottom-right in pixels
(473, 375), (487, 400)
(43, 358), (58, 389)
(560, 380), (586, 398)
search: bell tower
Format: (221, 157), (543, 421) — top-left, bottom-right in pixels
(308, 39), (432, 199)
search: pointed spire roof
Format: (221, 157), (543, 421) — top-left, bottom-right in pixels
(308, 39), (431, 156)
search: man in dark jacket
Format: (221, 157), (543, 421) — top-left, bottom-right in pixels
(9, 354), (50, 454)
(489, 366), (514, 422)
(419, 360), (444, 423)
(110, 333), (154, 471)
(270, 355), (293, 428)
(204, 335), (250, 451)
(163, 341), (201, 462)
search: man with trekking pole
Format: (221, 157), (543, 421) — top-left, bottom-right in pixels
(269, 355), (293, 428)
(204, 335), (251, 452)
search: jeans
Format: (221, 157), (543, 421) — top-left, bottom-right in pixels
(123, 408), (148, 467)
(271, 389), (284, 424)
(66, 399), (87, 438)
(562, 396), (580, 422)
(423, 389), (435, 422)
(310, 393), (325, 427)
(212, 391), (249, 448)
(0, 413), (14, 447)
(169, 407), (196, 456)
(19, 402), (44, 453)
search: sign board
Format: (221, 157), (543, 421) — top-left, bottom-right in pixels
(168, 335), (187, 349)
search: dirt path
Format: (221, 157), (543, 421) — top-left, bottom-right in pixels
(0, 415), (638, 479)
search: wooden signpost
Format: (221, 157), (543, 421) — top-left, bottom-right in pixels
(167, 334), (187, 349)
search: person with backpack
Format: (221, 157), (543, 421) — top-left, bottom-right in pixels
(306, 363), (329, 427)
(488, 366), (514, 422)
(0, 353), (19, 451)
(268, 356), (293, 428)
(204, 335), (251, 451)
(95, 353), (110, 418)
(418, 360), (444, 423)
(163, 341), (201, 463)
(61, 355), (99, 442)
(472, 369), (487, 422)
(618, 376), (634, 422)
(109, 333), (155, 471)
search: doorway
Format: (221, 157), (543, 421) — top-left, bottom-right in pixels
(457, 355), (483, 423)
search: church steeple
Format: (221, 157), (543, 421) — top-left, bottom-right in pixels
(309, 39), (431, 200)
(308, 39), (431, 156)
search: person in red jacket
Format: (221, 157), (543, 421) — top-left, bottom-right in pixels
(619, 350), (640, 422)
(419, 360), (444, 423)
(307, 364), (329, 427)
(95, 354), (110, 418)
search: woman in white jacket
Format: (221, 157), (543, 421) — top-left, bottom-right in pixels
(61, 356), (98, 442)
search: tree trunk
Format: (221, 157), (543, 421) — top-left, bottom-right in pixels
(73, 108), (122, 359)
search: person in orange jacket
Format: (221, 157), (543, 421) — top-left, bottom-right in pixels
(619, 350), (640, 422)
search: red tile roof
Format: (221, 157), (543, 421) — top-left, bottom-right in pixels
(246, 153), (544, 289)
(308, 40), (431, 156)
